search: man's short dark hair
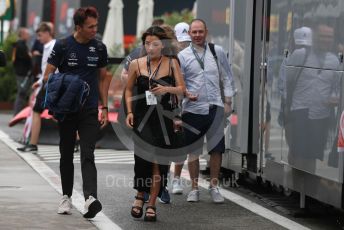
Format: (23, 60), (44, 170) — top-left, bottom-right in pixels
(73, 6), (99, 28)
(190, 19), (207, 30)
(36, 22), (53, 35)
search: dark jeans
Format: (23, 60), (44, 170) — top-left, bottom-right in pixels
(14, 75), (30, 115)
(58, 108), (100, 200)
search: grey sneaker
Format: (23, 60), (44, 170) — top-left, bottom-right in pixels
(172, 178), (183, 194)
(187, 189), (200, 202)
(209, 186), (224, 203)
(57, 195), (72, 214)
(17, 144), (38, 152)
(83, 195), (102, 219)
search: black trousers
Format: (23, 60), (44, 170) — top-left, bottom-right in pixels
(58, 108), (100, 200)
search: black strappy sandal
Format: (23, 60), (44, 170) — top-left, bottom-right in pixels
(131, 196), (145, 218)
(144, 206), (157, 222)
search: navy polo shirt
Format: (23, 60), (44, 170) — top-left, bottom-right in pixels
(47, 35), (108, 109)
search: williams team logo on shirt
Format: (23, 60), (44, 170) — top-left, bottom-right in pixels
(89, 46), (96, 52)
(68, 52), (78, 66)
(70, 53), (77, 59)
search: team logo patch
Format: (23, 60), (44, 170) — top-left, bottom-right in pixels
(89, 46), (96, 52)
(70, 53), (77, 59)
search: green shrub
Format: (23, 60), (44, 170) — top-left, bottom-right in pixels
(0, 33), (17, 102)
(0, 73), (16, 101)
(158, 9), (194, 27)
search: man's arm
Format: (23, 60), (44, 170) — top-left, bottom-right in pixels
(43, 63), (57, 82)
(218, 46), (235, 99)
(98, 67), (110, 107)
(11, 47), (16, 62)
(217, 46), (235, 115)
(98, 67), (110, 128)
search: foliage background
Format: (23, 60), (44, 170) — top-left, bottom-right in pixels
(159, 9), (194, 27)
(127, 9), (194, 53)
(0, 33), (17, 102)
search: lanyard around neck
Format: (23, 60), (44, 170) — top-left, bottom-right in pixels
(191, 43), (206, 70)
(147, 55), (163, 89)
(147, 55), (163, 80)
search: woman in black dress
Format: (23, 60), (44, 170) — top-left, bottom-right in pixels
(125, 26), (185, 222)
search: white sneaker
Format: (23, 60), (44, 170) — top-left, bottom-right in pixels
(57, 195), (72, 214)
(187, 189), (200, 202)
(209, 186), (224, 203)
(83, 195), (102, 219)
(172, 178), (183, 194)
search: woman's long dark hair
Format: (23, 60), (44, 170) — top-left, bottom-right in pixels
(140, 26), (178, 59)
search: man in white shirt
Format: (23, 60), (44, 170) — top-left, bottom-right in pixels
(17, 22), (56, 152)
(178, 19), (235, 203)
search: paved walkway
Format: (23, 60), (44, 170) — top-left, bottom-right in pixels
(0, 140), (97, 230)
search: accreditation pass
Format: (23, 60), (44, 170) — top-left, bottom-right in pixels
(145, 91), (157, 105)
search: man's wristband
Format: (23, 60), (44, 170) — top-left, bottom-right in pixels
(101, 106), (108, 111)
(127, 112), (133, 114)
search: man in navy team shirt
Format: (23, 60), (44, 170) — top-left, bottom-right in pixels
(43, 6), (109, 219)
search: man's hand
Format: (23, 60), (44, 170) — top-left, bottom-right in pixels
(185, 90), (198, 101)
(100, 109), (109, 129)
(32, 50), (41, 56)
(224, 103), (232, 117)
(224, 98), (232, 117)
(32, 81), (41, 90)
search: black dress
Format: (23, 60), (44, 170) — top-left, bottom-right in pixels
(132, 59), (177, 193)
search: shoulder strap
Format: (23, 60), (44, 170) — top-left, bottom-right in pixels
(136, 59), (142, 76)
(209, 42), (220, 73)
(286, 49), (309, 108)
(208, 42), (218, 62)
(169, 57), (172, 76)
(209, 42), (225, 101)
